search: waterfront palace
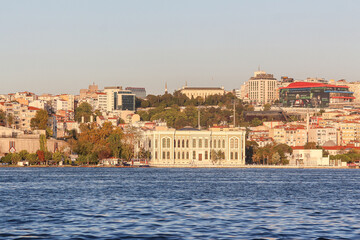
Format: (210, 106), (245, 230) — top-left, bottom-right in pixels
(138, 126), (246, 166)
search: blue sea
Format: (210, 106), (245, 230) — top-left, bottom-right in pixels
(0, 168), (359, 239)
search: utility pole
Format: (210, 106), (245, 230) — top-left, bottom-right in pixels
(233, 100), (236, 127)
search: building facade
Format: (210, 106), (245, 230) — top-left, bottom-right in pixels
(244, 70), (278, 105)
(179, 86), (225, 99)
(140, 127), (246, 166)
(279, 82), (355, 108)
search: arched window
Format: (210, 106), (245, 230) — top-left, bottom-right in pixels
(205, 151), (208, 160)
(178, 152), (180, 159)
(167, 138), (170, 148)
(235, 139), (239, 148)
(178, 140), (181, 148)
(222, 140), (225, 148)
(230, 139), (234, 148)
(182, 140), (185, 148)
(167, 151), (170, 159)
(186, 140), (189, 148)
(218, 140), (221, 148)
(162, 138), (166, 148)
(235, 152), (238, 159)
(186, 152), (189, 159)
(182, 152), (185, 159)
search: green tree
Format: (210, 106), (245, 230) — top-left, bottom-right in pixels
(7, 113), (13, 128)
(27, 153), (39, 165)
(75, 102), (93, 123)
(19, 150), (29, 160)
(30, 109), (48, 130)
(263, 103), (272, 111)
(304, 142), (317, 149)
(11, 153), (21, 165)
(107, 133), (123, 158)
(39, 134), (47, 152)
(271, 152), (281, 165)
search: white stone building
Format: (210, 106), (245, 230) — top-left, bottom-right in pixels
(139, 126), (246, 166)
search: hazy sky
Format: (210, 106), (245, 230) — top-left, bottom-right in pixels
(1, 0), (359, 95)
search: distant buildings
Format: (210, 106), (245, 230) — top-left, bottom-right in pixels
(279, 82), (354, 108)
(243, 70), (278, 105)
(179, 86), (225, 99)
(125, 87), (146, 99)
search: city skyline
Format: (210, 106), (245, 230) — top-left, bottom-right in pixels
(1, 0), (359, 95)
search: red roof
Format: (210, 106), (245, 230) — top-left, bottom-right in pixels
(280, 82), (349, 89)
(28, 106), (40, 111)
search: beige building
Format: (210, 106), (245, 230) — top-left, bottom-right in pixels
(179, 86), (225, 99)
(289, 148), (330, 166)
(308, 126), (337, 146)
(139, 126), (246, 166)
(269, 124), (307, 147)
(244, 70), (278, 105)
(337, 121), (360, 146)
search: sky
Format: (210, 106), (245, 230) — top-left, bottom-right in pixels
(0, 0), (359, 95)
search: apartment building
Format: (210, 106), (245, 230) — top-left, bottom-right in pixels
(244, 70), (278, 105)
(308, 126), (337, 146)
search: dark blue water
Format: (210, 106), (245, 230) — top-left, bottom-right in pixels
(0, 168), (360, 239)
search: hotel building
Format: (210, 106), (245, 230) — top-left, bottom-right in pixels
(243, 70), (278, 105)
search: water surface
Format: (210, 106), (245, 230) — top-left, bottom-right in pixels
(0, 168), (359, 239)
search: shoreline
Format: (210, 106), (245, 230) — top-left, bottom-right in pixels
(0, 165), (353, 169)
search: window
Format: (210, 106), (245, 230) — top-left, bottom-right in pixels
(182, 140), (185, 148)
(218, 140), (221, 148)
(167, 138), (170, 148)
(162, 138), (166, 148)
(186, 140), (189, 148)
(198, 139), (202, 148)
(174, 152), (176, 159)
(222, 140), (225, 148)
(182, 152), (185, 159)
(193, 151), (196, 159)
(174, 140), (176, 148)
(9, 141), (15, 149)
(235, 152), (238, 159)
(193, 139), (196, 148)
(230, 152), (233, 160)
(178, 140), (181, 148)
(205, 139), (208, 148)
(235, 139), (238, 148)
(205, 151), (208, 160)
(178, 152), (180, 159)
(167, 151), (170, 159)
(149, 140), (151, 148)
(230, 139), (234, 148)
(162, 151), (165, 159)
(214, 140), (217, 148)
(186, 152), (189, 159)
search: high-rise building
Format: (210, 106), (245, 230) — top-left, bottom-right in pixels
(104, 87), (135, 112)
(125, 87), (147, 99)
(244, 70), (278, 105)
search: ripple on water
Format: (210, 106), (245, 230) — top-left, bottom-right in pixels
(1, 168), (360, 239)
